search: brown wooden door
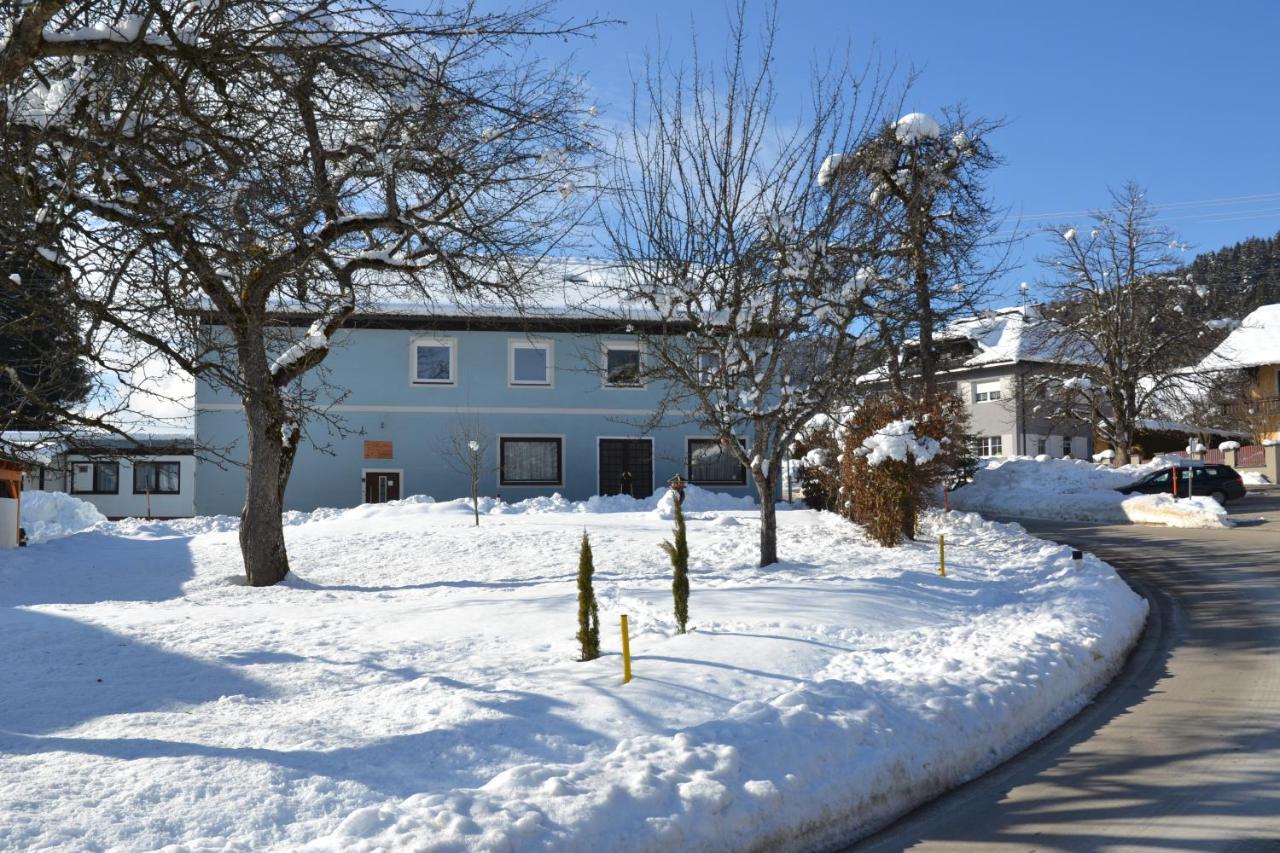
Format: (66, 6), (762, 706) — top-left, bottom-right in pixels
(364, 471), (401, 503)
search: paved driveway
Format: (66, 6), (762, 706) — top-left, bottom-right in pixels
(849, 492), (1280, 852)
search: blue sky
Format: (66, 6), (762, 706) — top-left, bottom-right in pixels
(466, 0), (1280, 304)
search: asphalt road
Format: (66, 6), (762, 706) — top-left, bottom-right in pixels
(848, 490), (1280, 853)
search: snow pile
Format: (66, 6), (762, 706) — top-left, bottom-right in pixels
(817, 152), (849, 188)
(17, 490), (106, 543)
(856, 419), (940, 466)
(1242, 472), (1272, 486)
(0, 500), (1146, 851)
(951, 456), (1231, 528)
(1120, 494), (1230, 528)
(893, 112), (940, 143)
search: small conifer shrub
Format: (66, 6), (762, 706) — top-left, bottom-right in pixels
(576, 531), (600, 661)
(661, 487), (690, 633)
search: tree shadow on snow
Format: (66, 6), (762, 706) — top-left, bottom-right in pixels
(0, 531), (197, 607)
(0, 678), (607, 797)
(0, 609), (265, 735)
(0, 532), (267, 736)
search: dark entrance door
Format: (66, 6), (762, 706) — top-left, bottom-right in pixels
(599, 439), (653, 497)
(364, 471), (401, 503)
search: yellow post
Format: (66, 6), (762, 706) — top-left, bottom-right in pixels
(938, 534), (946, 577)
(620, 614), (632, 684)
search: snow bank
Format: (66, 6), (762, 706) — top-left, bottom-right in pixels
(1242, 471), (1272, 486)
(951, 456), (1230, 528)
(1120, 494), (1229, 528)
(17, 490), (106, 543)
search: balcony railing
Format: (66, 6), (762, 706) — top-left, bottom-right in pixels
(1225, 396), (1280, 418)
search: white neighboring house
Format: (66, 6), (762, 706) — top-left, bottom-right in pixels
(8, 434), (195, 520)
(863, 306), (1095, 459)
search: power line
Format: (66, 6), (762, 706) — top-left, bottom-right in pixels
(1012, 191), (1280, 222)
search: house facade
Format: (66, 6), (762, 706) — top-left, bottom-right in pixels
(194, 283), (757, 516)
(3, 433), (196, 520)
(1200, 303), (1280, 443)
(877, 307), (1094, 459)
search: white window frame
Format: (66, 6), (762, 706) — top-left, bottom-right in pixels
(973, 379), (1003, 403)
(976, 436), (1003, 457)
(508, 338), (554, 387)
(410, 336), (457, 386)
(685, 435), (748, 486)
(601, 341), (645, 389)
(498, 434), (565, 487)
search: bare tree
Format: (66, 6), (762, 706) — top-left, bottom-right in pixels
(600, 5), (892, 566)
(3, 0), (599, 584)
(1034, 183), (1215, 459)
(443, 415), (490, 526)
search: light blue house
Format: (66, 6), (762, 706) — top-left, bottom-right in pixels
(194, 267), (756, 515)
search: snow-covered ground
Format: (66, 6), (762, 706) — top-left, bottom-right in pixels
(1, 491), (1146, 851)
(1242, 471), (1272, 486)
(951, 456), (1232, 528)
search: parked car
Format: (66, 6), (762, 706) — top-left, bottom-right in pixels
(1117, 464), (1246, 503)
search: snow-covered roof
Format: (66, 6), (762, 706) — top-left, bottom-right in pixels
(0, 430), (194, 464)
(1198, 303), (1280, 371)
(342, 258), (652, 322)
(940, 307), (1073, 368)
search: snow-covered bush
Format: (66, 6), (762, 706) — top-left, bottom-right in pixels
(791, 417), (842, 511)
(837, 393), (971, 547)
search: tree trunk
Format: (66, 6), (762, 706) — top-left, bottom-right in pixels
(753, 472), (778, 567)
(237, 325), (292, 587)
(240, 400), (291, 586)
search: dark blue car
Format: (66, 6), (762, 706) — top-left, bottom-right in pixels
(1117, 464), (1247, 503)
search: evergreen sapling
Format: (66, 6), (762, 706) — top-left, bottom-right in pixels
(576, 531), (600, 661)
(661, 488), (690, 633)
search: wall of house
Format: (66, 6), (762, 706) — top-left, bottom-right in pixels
(64, 453), (196, 519)
(196, 326), (760, 515)
(1249, 364), (1280, 441)
(936, 364), (1092, 459)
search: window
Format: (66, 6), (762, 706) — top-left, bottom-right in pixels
(687, 438), (747, 485)
(133, 461), (180, 495)
(1035, 436), (1048, 456)
(71, 460), (119, 494)
(500, 437), (562, 486)
(411, 337), (455, 385)
(604, 344), (642, 387)
(974, 436), (1003, 457)
(696, 350), (721, 385)
(1061, 435), (1072, 458)
(509, 339), (553, 386)
(973, 380), (1003, 403)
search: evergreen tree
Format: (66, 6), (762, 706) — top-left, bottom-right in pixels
(0, 255), (91, 430)
(575, 531), (600, 661)
(661, 489), (690, 634)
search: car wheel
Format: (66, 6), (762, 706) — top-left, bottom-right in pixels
(1209, 490), (1227, 505)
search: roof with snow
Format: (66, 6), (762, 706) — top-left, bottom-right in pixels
(1198, 303), (1280, 371)
(940, 306), (1076, 368)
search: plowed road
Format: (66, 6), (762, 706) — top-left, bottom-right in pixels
(849, 491), (1280, 853)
